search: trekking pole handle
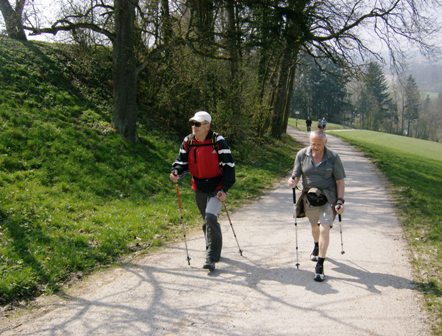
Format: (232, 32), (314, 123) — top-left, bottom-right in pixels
(292, 188), (296, 204)
(338, 214), (342, 221)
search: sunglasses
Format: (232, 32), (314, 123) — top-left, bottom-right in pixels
(190, 121), (206, 127)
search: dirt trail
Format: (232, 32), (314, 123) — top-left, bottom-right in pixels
(1, 127), (429, 335)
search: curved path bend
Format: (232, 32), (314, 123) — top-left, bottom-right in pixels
(1, 127), (429, 336)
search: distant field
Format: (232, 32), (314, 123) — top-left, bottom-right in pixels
(330, 129), (442, 162)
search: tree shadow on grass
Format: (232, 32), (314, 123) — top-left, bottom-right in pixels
(0, 209), (50, 304)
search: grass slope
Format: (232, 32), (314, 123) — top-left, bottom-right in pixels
(0, 38), (298, 306)
(328, 129), (442, 335)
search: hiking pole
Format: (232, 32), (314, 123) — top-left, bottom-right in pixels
(338, 214), (345, 255)
(292, 188), (300, 269)
(175, 183), (191, 265)
(223, 203), (243, 256)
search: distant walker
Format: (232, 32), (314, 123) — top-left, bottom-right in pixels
(306, 116), (312, 132)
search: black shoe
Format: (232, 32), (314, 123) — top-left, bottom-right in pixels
(310, 245), (319, 261)
(203, 260), (215, 271)
(314, 263), (325, 282)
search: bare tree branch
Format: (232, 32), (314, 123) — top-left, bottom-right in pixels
(24, 18), (115, 40)
(22, 0), (115, 41)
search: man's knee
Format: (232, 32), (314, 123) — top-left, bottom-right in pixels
(319, 224), (331, 234)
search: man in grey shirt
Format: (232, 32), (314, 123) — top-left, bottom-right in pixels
(288, 131), (346, 281)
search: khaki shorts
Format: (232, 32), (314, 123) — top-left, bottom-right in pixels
(303, 198), (335, 227)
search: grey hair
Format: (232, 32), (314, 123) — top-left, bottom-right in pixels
(310, 130), (327, 139)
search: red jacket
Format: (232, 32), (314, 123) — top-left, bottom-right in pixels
(172, 130), (236, 193)
(186, 134), (222, 191)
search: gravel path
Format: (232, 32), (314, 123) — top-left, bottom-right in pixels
(1, 128), (429, 336)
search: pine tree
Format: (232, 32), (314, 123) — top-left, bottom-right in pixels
(404, 75), (420, 137)
(358, 62), (392, 131)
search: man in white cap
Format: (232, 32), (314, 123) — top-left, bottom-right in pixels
(170, 111), (236, 271)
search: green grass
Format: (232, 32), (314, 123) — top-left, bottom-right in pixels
(328, 129), (442, 335)
(331, 130), (442, 161)
(0, 38), (300, 305)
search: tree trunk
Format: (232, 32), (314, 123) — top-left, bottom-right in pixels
(225, 0), (240, 81)
(270, 47), (296, 138)
(160, 0), (172, 47)
(112, 0), (138, 143)
(281, 49), (299, 134)
(225, 0), (241, 109)
(188, 0), (214, 51)
(0, 0), (27, 41)
(269, 1), (304, 138)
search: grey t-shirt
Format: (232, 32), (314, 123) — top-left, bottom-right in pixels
(292, 146), (346, 204)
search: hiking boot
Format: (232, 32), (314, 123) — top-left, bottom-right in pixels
(313, 263), (325, 282)
(310, 245), (319, 261)
(203, 259), (215, 271)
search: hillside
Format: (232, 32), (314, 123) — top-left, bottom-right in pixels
(0, 38), (176, 304)
(0, 38), (297, 306)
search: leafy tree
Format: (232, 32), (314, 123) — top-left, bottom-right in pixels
(415, 94), (431, 139)
(292, 53), (349, 124)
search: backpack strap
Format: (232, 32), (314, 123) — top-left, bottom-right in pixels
(186, 134), (195, 150)
(211, 131), (219, 151)
(186, 131), (219, 152)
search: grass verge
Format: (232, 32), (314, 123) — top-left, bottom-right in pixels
(328, 129), (442, 335)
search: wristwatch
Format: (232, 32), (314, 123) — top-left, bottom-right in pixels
(336, 198), (345, 204)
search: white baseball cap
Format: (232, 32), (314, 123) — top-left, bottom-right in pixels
(189, 111), (212, 123)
